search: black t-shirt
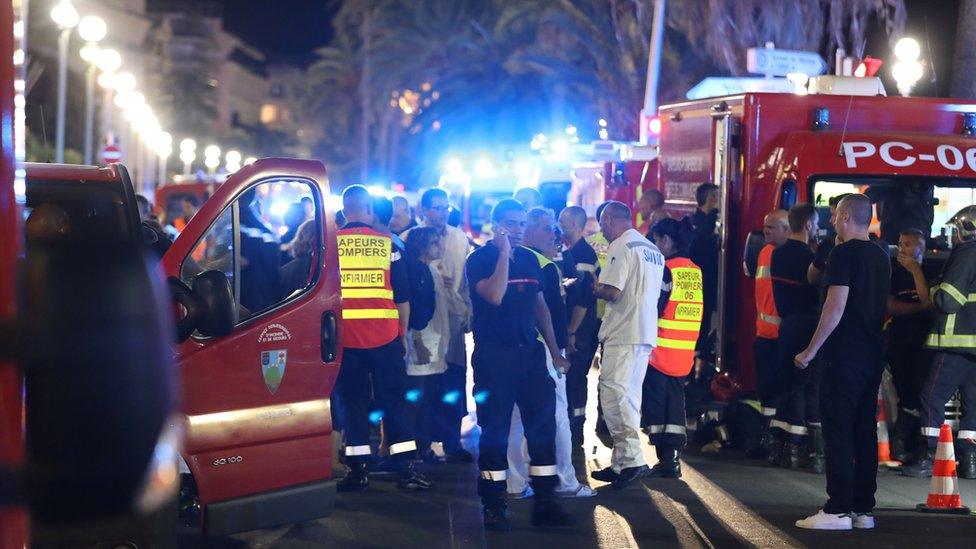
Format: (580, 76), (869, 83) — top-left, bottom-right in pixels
(529, 247), (569, 349)
(466, 243), (542, 346)
(822, 239), (891, 363)
(888, 259), (936, 345)
(566, 237), (598, 332)
(771, 240), (818, 317)
(812, 237), (835, 270)
(658, 264), (673, 317)
(688, 209), (719, 307)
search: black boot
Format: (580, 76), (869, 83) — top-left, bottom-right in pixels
(780, 439), (803, 470)
(766, 431), (785, 467)
(809, 427), (825, 475)
(649, 447), (682, 478)
(612, 465), (650, 489)
(890, 410), (920, 463)
(337, 462), (369, 492)
(483, 499), (510, 532)
(902, 447), (935, 477)
(958, 441), (976, 480)
(396, 461), (433, 491)
(532, 497), (574, 527)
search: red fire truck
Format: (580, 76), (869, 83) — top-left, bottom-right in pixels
(648, 80), (976, 389)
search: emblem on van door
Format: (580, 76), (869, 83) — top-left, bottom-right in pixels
(261, 350), (287, 394)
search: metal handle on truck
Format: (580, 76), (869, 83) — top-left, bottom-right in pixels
(321, 311), (338, 363)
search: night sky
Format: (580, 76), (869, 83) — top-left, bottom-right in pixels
(218, 0), (337, 68)
(217, 0), (959, 95)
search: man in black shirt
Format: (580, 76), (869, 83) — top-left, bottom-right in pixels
(794, 194), (890, 531)
(886, 229), (935, 462)
(558, 205), (600, 447)
(770, 203), (822, 472)
(687, 183), (719, 358)
(465, 199), (573, 531)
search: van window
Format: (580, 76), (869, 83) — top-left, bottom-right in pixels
(180, 178), (320, 327)
(810, 177), (976, 246)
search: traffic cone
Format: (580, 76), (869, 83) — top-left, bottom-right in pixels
(877, 387), (901, 467)
(916, 423), (971, 515)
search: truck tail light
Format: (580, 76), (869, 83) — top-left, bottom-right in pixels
(648, 117), (662, 135)
(854, 56), (883, 78)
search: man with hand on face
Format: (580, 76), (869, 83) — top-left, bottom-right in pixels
(589, 201), (665, 489)
(465, 199), (574, 531)
(794, 194), (890, 531)
(885, 228), (935, 464)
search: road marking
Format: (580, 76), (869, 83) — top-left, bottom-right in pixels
(644, 486), (712, 549)
(678, 460), (803, 549)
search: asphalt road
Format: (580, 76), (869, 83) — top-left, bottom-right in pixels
(178, 429), (976, 548)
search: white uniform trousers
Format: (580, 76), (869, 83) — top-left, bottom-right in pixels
(599, 343), (652, 471)
(506, 348), (581, 495)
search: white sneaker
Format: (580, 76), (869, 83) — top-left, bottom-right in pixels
(795, 510), (853, 530)
(556, 484), (597, 498)
(853, 513), (875, 529)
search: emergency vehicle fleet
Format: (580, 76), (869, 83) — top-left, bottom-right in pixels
(578, 76), (976, 390)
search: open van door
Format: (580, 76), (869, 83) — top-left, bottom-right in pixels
(161, 158), (342, 535)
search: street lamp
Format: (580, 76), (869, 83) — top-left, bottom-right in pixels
(157, 132), (172, 185)
(51, 0), (79, 163)
(225, 150), (242, 173)
(179, 138), (196, 175)
(892, 37), (923, 97)
(78, 19), (107, 165)
(204, 145), (221, 175)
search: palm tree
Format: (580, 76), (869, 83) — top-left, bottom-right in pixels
(951, 0), (976, 98)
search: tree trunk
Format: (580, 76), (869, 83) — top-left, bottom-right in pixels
(359, 10), (372, 182)
(951, 0), (976, 97)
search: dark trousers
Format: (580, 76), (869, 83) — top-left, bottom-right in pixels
(473, 342), (557, 504)
(337, 338), (417, 464)
(432, 360), (467, 452)
(919, 351), (976, 447)
(641, 367), (687, 449)
(406, 372), (451, 455)
(566, 324), (598, 428)
(887, 335), (932, 412)
(754, 336), (784, 417)
(774, 315), (820, 439)
(820, 358), (883, 515)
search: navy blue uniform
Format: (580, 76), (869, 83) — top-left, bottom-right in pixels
(466, 243), (557, 506)
(771, 240), (820, 440)
(565, 237), (599, 437)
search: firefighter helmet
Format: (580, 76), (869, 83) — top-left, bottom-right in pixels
(948, 205), (976, 242)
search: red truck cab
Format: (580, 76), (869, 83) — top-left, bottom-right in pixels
(162, 158), (342, 535)
(653, 87), (976, 389)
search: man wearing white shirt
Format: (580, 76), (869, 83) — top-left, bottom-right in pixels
(590, 201), (665, 489)
(403, 188), (474, 461)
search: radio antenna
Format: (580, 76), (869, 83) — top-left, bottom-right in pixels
(837, 94), (855, 156)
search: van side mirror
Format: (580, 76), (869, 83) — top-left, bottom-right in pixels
(19, 243), (178, 524)
(193, 270), (235, 338)
(743, 230), (764, 277)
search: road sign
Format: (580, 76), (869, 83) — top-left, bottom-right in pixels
(101, 144), (123, 164)
(747, 47), (827, 77)
(686, 77), (794, 100)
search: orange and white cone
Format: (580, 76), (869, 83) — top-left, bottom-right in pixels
(877, 387), (901, 467)
(917, 423), (971, 514)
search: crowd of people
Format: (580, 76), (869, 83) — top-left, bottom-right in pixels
(146, 176), (976, 533)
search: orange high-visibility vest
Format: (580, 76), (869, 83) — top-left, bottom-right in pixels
(650, 257), (704, 377)
(754, 244), (781, 339)
(338, 226), (399, 349)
